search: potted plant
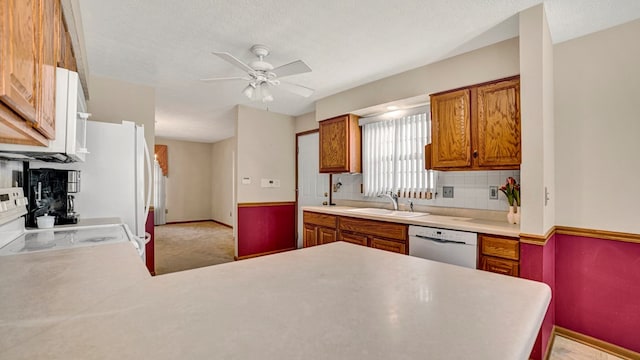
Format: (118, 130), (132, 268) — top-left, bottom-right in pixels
(499, 177), (520, 224)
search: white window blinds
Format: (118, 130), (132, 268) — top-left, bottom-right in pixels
(362, 110), (435, 198)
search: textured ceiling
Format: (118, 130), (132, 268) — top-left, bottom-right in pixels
(79, 0), (640, 143)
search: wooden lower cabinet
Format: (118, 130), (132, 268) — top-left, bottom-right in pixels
(303, 211), (409, 254)
(303, 212), (337, 248)
(481, 256), (519, 277)
(479, 234), (520, 277)
(303, 224), (318, 247)
(318, 227), (337, 245)
(339, 231), (368, 246)
(304, 224), (336, 247)
(338, 216), (408, 255)
(370, 237), (406, 254)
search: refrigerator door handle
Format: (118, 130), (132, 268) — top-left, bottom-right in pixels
(143, 139), (152, 229)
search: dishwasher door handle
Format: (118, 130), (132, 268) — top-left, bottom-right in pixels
(414, 234), (467, 245)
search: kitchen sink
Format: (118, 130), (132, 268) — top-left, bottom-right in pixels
(346, 208), (428, 218)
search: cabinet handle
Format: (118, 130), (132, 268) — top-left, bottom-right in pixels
(473, 150), (478, 158)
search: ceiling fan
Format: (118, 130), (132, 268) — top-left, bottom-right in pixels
(201, 44), (314, 103)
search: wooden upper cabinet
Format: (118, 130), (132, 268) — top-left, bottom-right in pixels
(0, 0), (66, 145)
(476, 79), (521, 167)
(0, 0), (40, 124)
(58, 16), (77, 72)
(430, 89), (471, 168)
(34, 0), (59, 139)
(319, 114), (361, 173)
(429, 76), (521, 171)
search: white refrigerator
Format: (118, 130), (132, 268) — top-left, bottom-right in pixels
(32, 120), (151, 259)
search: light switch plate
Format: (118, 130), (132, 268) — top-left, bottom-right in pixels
(242, 177), (251, 185)
(489, 186), (498, 199)
(443, 186), (454, 198)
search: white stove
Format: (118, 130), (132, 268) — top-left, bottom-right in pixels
(0, 187), (141, 257)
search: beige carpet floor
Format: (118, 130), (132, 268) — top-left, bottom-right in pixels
(154, 221), (234, 275)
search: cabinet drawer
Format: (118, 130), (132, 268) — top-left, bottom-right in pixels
(370, 237), (406, 255)
(481, 256), (519, 277)
(339, 217), (407, 241)
(339, 231), (368, 246)
(480, 234), (519, 260)
(303, 212), (337, 229)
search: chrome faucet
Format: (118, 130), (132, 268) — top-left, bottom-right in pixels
(378, 191), (399, 210)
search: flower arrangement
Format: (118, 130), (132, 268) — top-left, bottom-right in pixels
(499, 177), (520, 207)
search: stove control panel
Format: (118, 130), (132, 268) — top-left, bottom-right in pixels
(0, 187), (28, 226)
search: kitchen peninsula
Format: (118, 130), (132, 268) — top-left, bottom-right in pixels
(0, 241), (550, 359)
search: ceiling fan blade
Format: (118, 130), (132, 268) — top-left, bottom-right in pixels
(212, 51), (254, 73)
(200, 76), (250, 82)
(279, 81), (314, 98)
(272, 60), (312, 78)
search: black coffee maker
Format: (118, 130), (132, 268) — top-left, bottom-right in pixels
(26, 169), (81, 227)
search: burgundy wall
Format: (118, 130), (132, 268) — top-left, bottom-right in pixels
(237, 203), (296, 258)
(145, 209), (155, 275)
(555, 234), (640, 352)
(520, 235), (556, 360)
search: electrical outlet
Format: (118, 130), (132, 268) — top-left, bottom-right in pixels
(489, 186), (498, 199)
(443, 186), (454, 198)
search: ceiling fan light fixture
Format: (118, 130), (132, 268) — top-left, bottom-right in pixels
(242, 83), (256, 99)
(261, 84), (274, 103)
(205, 44), (314, 103)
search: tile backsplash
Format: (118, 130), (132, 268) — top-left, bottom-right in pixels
(0, 160), (24, 188)
(332, 170), (520, 211)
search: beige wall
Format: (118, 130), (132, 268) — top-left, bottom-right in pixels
(87, 75), (156, 205)
(87, 75), (155, 152)
(211, 137), (235, 226)
(236, 105), (295, 203)
(519, 4), (555, 235)
(155, 137), (212, 222)
(315, 37), (519, 120)
(554, 19), (640, 234)
(294, 111), (318, 133)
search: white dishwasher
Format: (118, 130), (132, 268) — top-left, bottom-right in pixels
(408, 226), (478, 269)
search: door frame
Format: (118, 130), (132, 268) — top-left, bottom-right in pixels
(295, 129), (321, 246)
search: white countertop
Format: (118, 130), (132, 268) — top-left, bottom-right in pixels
(303, 205), (521, 237)
(0, 242), (550, 359)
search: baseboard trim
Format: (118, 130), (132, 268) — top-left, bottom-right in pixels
(236, 247), (296, 260)
(210, 219), (232, 228)
(164, 219), (213, 225)
(163, 219), (232, 228)
(546, 325), (640, 360)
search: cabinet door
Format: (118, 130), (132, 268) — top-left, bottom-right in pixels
(319, 115), (361, 173)
(0, 0), (40, 124)
(34, 0), (58, 139)
(430, 89), (471, 169)
(370, 237), (406, 254)
(339, 231), (368, 246)
(476, 79), (521, 167)
(318, 227), (337, 245)
(303, 224), (317, 248)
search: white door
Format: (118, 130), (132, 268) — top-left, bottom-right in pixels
(297, 132), (329, 248)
